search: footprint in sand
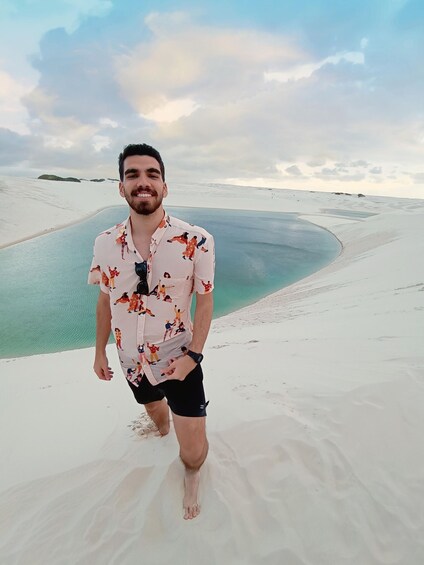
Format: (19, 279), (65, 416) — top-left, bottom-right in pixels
(128, 412), (159, 438)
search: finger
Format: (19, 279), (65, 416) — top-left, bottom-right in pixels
(100, 367), (113, 380)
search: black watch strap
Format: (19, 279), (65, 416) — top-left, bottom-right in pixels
(187, 350), (204, 364)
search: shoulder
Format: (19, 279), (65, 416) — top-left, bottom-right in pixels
(93, 220), (126, 248)
(168, 215), (213, 240)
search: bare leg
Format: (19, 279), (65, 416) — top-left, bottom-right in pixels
(145, 399), (170, 436)
(172, 414), (208, 519)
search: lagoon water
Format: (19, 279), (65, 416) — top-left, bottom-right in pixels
(0, 206), (340, 358)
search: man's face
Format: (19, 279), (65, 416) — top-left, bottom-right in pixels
(119, 155), (168, 216)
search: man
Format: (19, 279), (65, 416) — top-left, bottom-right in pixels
(88, 143), (215, 520)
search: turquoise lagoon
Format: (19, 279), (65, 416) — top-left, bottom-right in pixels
(0, 206), (341, 358)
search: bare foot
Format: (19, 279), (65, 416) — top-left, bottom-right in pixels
(156, 415), (172, 436)
(155, 422), (170, 436)
(183, 469), (201, 520)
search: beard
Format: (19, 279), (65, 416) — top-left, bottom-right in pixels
(125, 190), (164, 216)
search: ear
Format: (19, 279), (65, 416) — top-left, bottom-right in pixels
(118, 181), (125, 198)
(163, 182), (168, 198)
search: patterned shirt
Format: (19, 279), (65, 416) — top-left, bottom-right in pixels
(88, 212), (215, 386)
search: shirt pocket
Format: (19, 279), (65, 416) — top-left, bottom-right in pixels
(153, 276), (192, 301)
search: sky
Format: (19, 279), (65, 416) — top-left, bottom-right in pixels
(1, 0), (423, 198)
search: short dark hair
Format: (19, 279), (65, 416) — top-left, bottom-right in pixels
(118, 143), (165, 181)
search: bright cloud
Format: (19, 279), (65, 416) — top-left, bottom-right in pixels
(99, 117), (118, 128)
(141, 98), (199, 123)
(264, 51), (365, 83)
(115, 12), (302, 115)
(0, 70), (31, 134)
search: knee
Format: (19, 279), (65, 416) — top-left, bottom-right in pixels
(181, 440), (209, 470)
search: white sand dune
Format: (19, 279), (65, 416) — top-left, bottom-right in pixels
(1, 177), (424, 564)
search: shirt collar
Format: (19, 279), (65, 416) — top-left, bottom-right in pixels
(117, 211), (171, 253)
(151, 211), (171, 246)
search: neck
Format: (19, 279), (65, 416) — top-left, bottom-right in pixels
(129, 206), (165, 238)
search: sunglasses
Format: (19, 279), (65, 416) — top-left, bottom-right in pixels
(134, 261), (149, 295)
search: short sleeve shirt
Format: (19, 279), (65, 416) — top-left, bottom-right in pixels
(88, 212), (215, 386)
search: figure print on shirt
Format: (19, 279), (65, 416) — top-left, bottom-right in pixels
(114, 328), (123, 350)
(90, 264), (101, 275)
(157, 281), (174, 301)
(167, 232), (189, 245)
(101, 271), (110, 289)
(129, 358), (143, 382)
(108, 266), (120, 289)
(158, 215), (171, 230)
(147, 342), (160, 363)
(138, 297), (155, 317)
(173, 305), (184, 324)
(114, 292), (129, 305)
(175, 321), (186, 334)
(164, 320), (175, 340)
(201, 280), (213, 292)
(156, 272), (175, 302)
(128, 292), (139, 313)
(116, 228), (129, 260)
(183, 235), (197, 261)
(197, 235), (209, 253)
(167, 231), (208, 260)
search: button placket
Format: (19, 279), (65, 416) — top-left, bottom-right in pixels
(136, 238), (156, 358)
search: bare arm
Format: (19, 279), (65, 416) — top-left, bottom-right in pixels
(164, 291), (214, 380)
(189, 291), (214, 354)
(93, 289), (114, 380)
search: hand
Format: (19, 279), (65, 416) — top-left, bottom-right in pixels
(163, 355), (196, 381)
(93, 352), (114, 381)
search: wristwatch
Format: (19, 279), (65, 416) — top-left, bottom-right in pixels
(186, 350), (204, 364)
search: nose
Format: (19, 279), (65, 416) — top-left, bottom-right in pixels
(137, 174), (152, 189)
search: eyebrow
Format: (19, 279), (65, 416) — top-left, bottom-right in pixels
(124, 167), (161, 177)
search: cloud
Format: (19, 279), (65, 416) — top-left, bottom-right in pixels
(284, 165), (302, 176)
(410, 172), (424, 184)
(142, 98), (199, 124)
(99, 117), (118, 128)
(92, 135), (111, 152)
(264, 50), (365, 83)
(115, 12), (303, 115)
(0, 128), (31, 165)
(314, 170), (366, 182)
(0, 1), (423, 198)
(0, 70), (31, 134)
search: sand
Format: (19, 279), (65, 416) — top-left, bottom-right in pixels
(1, 176), (424, 564)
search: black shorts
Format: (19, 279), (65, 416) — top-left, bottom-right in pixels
(126, 363), (208, 418)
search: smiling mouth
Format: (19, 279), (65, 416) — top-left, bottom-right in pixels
(132, 190), (156, 198)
